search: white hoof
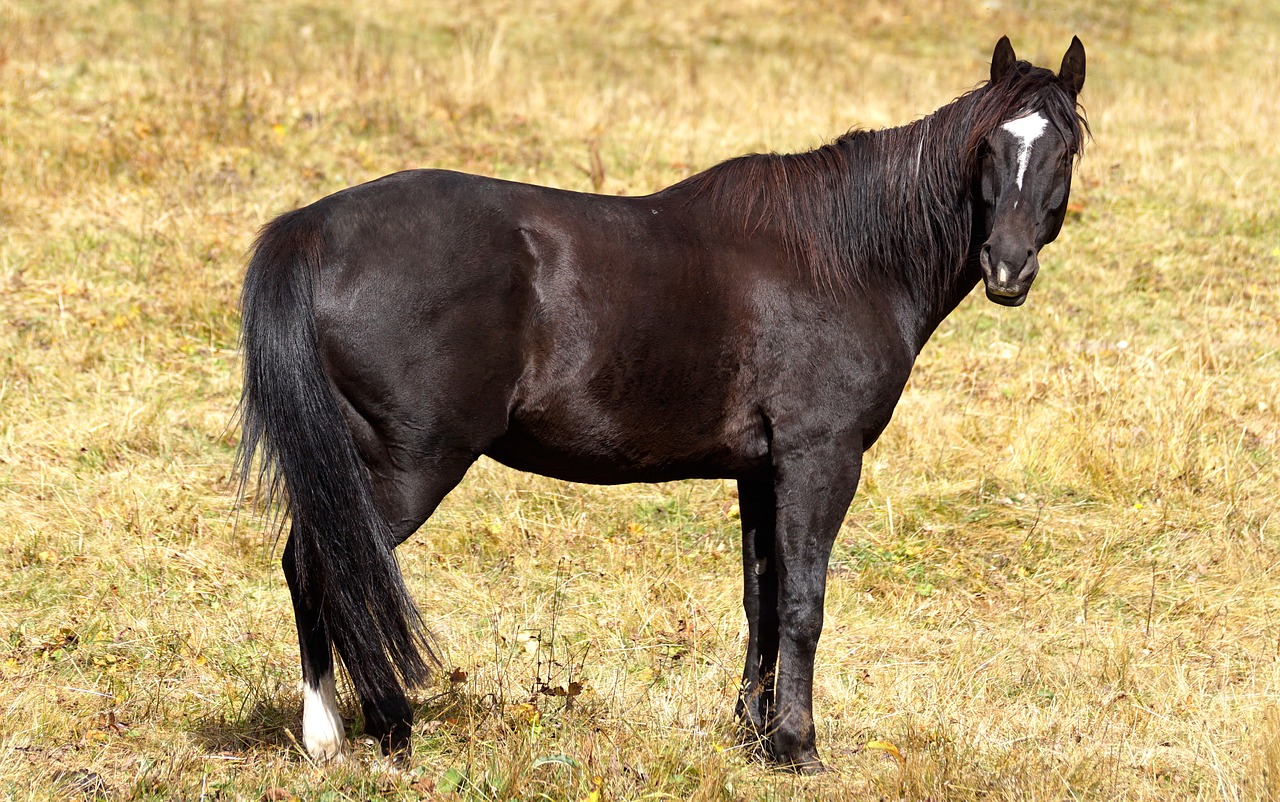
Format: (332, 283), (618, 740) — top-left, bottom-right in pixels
(302, 671), (347, 762)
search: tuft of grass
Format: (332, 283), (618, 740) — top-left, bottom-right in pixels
(1, 0), (1278, 799)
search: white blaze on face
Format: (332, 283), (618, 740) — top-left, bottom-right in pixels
(1001, 111), (1049, 192)
(302, 670), (346, 761)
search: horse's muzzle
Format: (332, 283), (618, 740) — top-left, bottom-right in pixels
(979, 243), (1038, 307)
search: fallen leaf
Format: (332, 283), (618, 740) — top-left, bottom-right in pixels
(865, 738), (904, 763)
(512, 702), (540, 724)
(579, 774), (604, 802)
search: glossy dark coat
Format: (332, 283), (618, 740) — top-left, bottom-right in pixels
(238, 37), (1088, 771)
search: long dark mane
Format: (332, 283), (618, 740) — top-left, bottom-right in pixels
(667, 61), (1090, 300)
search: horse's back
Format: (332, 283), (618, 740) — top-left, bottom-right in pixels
(287, 169), (773, 482)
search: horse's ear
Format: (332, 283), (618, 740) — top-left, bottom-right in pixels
(1059, 36), (1086, 95)
(991, 36), (1016, 84)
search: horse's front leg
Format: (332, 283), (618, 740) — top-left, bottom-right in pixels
(736, 475), (779, 744)
(767, 434), (862, 773)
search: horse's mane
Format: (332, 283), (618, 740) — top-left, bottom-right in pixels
(666, 61), (1090, 300)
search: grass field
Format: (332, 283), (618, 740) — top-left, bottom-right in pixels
(2, 0), (1279, 799)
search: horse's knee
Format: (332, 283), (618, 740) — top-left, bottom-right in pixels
(779, 598), (824, 652)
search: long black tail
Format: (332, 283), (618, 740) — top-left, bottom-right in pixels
(236, 208), (434, 697)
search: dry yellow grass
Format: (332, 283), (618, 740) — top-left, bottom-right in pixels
(1, 0), (1278, 799)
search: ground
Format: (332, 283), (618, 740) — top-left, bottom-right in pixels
(1, 1), (1278, 799)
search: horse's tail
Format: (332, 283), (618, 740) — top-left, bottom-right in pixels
(236, 208), (434, 696)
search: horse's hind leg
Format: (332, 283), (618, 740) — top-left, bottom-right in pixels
(282, 525), (346, 761)
(318, 259), (527, 757)
(337, 451), (479, 757)
(282, 451), (475, 761)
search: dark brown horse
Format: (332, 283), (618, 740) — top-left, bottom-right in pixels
(238, 36), (1087, 772)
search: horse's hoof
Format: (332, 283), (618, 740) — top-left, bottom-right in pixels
(369, 752), (411, 775)
(315, 745), (348, 764)
(787, 757), (827, 776)
(774, 749), (826, 775)
(384, 745), (412, 768)
(300, 727), (348, 763)
(302, 675), (348, 762)
(376, 727), (413, 765)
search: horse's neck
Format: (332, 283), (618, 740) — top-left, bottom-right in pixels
(851, 116), (982, 353)
(873, 253), (977, 359)
(911, 255), (983, 353)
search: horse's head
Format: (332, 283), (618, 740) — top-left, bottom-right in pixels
(975, 36), (1086, 307)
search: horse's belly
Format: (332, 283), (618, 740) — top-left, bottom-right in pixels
(485, 402), (769, 485)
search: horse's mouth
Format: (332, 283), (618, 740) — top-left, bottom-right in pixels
(985, 287), (1029, 307)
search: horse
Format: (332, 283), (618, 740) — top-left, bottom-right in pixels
(237, 35), (1087, 773)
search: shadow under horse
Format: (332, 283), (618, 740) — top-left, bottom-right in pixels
(238, 35), (1087, 773)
